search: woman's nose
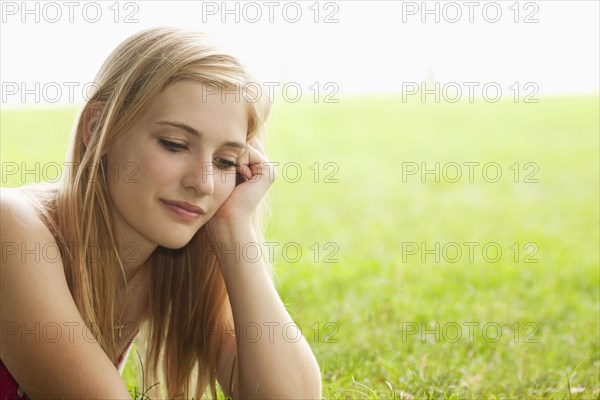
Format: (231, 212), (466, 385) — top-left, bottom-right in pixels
(182, 160), (214, 195)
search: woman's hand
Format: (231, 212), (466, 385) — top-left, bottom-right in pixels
(207, 136), (277, 239)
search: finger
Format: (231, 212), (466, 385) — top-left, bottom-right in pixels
(236, 147), (252, 180)
(246, 143), (268, 167)
(239, 145), (265, 177)
(248, 136), (266, 156)
(245, 144), (277, 182)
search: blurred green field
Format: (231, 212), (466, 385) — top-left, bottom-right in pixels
(1, 94), (598, 399)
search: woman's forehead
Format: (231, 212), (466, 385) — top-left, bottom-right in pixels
(139, 81), (249, 140)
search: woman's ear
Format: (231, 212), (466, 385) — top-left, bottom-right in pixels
(81, 105), (103, 149)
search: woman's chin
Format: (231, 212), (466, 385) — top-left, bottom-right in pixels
(157, 234), (197, 250)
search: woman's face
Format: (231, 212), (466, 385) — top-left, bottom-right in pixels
(104, 80), (249, 250)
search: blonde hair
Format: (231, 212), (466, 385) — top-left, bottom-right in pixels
(24, 27), (272, 399)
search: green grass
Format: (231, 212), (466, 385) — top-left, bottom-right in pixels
(1, 93), (598, 399)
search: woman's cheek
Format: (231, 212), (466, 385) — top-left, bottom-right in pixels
(221, 168), (238, 188)
(214, 171), (236, 198)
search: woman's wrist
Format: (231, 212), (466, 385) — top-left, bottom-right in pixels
(208, 218), (256, 245)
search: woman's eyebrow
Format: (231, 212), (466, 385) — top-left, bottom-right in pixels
(156, 120), (200, 136)
(154, 120), (246, 150)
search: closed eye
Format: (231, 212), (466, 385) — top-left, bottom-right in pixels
(158, 139), (187, 153)
(215, 158), (238, 170)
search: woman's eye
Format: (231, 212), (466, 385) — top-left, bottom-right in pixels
(158, 139), (187, 153)
(215, 158), (238, 170)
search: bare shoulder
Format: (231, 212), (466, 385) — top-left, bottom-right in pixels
(0, 185), (65, 291)
(1, 186), (45, 226)
(0, 186), (132, 398)
(1, 186), (61, 268)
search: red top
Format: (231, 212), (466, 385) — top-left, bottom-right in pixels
(0, 330), (139, 399)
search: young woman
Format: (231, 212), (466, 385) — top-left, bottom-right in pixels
(0, 27), (322, 399)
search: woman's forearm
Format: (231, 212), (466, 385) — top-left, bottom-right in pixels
(213, 224), (322, 399)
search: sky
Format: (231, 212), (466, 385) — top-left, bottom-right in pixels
(1, 0), (598, 108)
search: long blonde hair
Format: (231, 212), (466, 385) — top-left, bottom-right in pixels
(24, 27), (272, 399)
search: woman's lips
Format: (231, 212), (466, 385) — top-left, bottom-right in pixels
(161, 199), (205, 222)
